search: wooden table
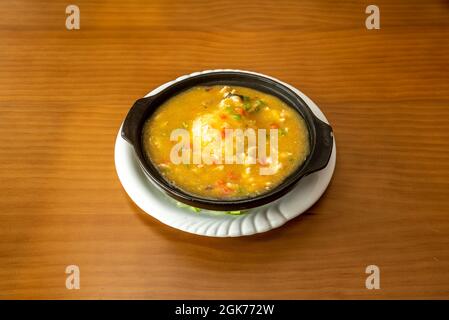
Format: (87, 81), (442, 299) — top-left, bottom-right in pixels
(1, 0), (448, 299)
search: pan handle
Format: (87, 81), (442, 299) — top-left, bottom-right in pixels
(121, 96), (154, 146)
(304, 116), (333, 174)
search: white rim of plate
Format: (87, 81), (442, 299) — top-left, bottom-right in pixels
(115, 69), (336, 237)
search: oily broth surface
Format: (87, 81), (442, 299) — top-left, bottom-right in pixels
(143, 85), (310, 200)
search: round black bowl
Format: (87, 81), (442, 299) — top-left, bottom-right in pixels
(121, 71), (333, 211)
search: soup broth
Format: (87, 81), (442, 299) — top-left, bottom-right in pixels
(143, 85), (310, 200)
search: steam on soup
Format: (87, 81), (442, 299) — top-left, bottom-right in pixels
(143, 85), (310, 200)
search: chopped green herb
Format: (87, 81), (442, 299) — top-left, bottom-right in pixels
(190, 207), (201, 213)
(254, 99), (266, 107)
(279, 128), (287, 136)
(176, 201), (187, 208)
(242, 99), (264, 113)
(232, 114), (242, 121)
(176, 202), (201, 213)
(226, 210), (246, 215)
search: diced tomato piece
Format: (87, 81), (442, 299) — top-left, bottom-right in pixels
(270, 123), (279, 129)
(219, 113), (227, 120)
(234, 107), (245, 115)
(227, 171), (239, 181)
(222, 186), (232, 194)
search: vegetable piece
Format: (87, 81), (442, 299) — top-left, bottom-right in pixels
(234, 107), (245, 115)
(226, 210), (246, 215)
(216, 179), (233, 194)
(227, 171), (239, 181)
(222, 186), (232, 194)
(252, 99), (265, 112)
(279, 128), (287, 136)
(176, 201), (202, 213)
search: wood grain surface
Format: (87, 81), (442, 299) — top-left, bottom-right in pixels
(1, 0), (449, 299)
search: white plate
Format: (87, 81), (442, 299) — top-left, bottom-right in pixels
(115, 70), (336, 237)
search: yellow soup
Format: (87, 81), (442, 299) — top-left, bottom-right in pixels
(143, 85), (310, 200)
